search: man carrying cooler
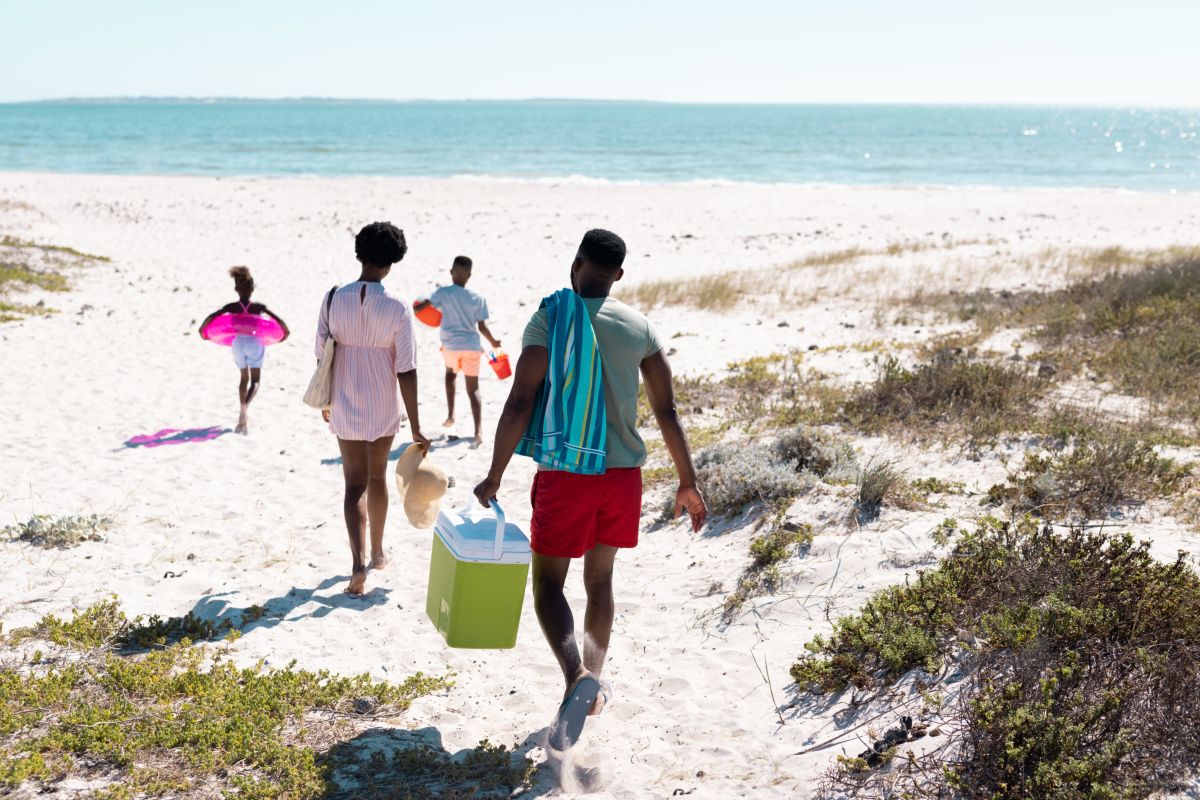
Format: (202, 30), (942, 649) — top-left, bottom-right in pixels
(474, 228), (708, 751)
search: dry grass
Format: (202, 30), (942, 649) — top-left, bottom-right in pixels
(841, 351), (1048, 444)
(623, 240), (978, 310)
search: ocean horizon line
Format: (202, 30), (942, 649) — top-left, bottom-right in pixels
(5, 96), (1200, 111)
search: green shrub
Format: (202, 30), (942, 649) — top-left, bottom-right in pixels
(1, 602), (457, 798)
(795, 516), (1200, 799)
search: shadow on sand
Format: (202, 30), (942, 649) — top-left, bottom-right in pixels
(184, 575), (391, 637)
(319, 436), (469, 466)
(318, 726), (557, 799)
(123, 426), (232, 449)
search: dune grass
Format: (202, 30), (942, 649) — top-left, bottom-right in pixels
(720, 520), (813, 623)
(0, 234), (108, 321)
(841, 352), (1047, 444)
(0, 600), (537, 799)
(795, 516), (1200, 799)
(906, 251), (1200, 422)
(623, 240), (974, 310)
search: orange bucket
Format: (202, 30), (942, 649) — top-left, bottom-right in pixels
(488, 351), (512, 380)
(414, 300), (442, 327)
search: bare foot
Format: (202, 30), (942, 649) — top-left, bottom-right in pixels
(589, 681), (612, 716)
(345, 569), (367, 595)
(442, 416), (455, 428)
(368, 552), (389, 570)
(470, 434), (483, 449)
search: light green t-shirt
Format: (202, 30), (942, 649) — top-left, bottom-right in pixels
(522, 295), (663, 469)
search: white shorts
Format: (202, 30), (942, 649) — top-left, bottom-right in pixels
(231, 335), (265, 369)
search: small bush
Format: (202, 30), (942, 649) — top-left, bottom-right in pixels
(3, 513), (113, 549)
(794, 516), (1200, 799)
(985, 429), (1188, 519)
(695, 443), (805, 516)
(773, 427), (858, 481)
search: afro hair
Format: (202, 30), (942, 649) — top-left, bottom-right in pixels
(355, 221), (408, 267)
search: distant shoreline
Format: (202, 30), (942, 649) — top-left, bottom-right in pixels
(6, 97), (1200, 111)
(1, 102), (1196, 191)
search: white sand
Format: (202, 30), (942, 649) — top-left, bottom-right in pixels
(2, 173), (1199, 798)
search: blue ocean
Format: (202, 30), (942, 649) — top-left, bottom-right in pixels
(0, 100), (1196, 190)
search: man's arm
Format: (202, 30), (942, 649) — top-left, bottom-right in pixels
(397, 369), (430, 451)
(477, 320), (501, 350)
(641, 350), (708, 532)
(473, 345), (548, 507)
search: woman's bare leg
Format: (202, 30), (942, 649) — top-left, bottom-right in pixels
(366, 435), (395, 569)
(337, 438), (370, 594)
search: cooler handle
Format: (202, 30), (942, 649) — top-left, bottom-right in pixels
(488, 499), (506, 561)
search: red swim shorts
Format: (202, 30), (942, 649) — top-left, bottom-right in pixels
(529, 467), (643, 558)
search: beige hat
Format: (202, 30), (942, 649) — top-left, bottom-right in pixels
(394, 445), (448, 529)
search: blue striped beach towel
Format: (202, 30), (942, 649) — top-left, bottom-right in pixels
(515, 289), (607, 474)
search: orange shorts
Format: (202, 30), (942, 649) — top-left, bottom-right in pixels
(441, 348), (482, 377)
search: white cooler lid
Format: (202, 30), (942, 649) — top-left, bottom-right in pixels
(434, 505), (531, 565)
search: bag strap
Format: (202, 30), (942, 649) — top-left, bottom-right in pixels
(322, 285), (338, 340)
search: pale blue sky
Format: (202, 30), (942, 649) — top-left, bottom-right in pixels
(2, 0), (1197, 105)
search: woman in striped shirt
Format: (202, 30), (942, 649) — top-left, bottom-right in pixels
(316, 222), (430, 595)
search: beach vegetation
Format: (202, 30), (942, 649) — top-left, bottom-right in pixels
(0, 601), (526, 799)
(908, 253), (1200, 422)
(0, 234), (108, 321)
(772, 425), (858, 483)
(3, 513), (113, 549)
(623, 240), (977, 311)
(842, 352), (1046, 443)
(852, 460), (919, 524)
(695, 442), (807, 516)
(983, 428), (1188, 520)
(795, 516), (1200, 799)
(721, 520), (813, 623)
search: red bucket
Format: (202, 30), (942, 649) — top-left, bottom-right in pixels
(414, 300), (442, 327)
(488, 351), (512, 380)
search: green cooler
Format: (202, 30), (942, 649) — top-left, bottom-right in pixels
(426, 500), (531, 649)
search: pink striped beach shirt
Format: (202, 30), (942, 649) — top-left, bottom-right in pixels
(315, 281), (417, 442)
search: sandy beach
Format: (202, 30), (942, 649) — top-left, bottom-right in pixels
(2, 172), (1200, 798)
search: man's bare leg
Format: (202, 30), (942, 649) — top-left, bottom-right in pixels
(337, 438), (370, 594)
(532, 553), (588, 690)
(465, 374), (483, 447)
(443, 367), (457, 427)
(582, 544), (618, 714)
(366, 435), (395, 570)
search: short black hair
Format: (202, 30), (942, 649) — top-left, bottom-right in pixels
(355, 222), (408, 267)
(578, 228), (626, 270)
(452, 255), (473, 270)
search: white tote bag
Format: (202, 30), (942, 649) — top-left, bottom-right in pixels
(302, 286), (338, 409)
